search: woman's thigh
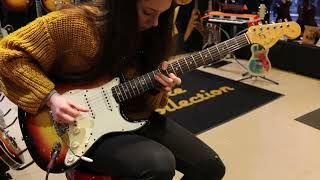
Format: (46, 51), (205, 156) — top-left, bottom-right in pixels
(77, 133), (176, 178)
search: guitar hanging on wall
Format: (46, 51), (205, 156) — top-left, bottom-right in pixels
(18, 21), (301, 173)
(0, 127), (25, 169)
(0, 94), (24, 170)
(184, 0), (201, 41)
(40, 0), (72, 12)
(1, 0), (33, 12)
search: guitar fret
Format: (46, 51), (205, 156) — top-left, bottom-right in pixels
(184, 57), (191, 71)
(111, 87), (120, 103)
(120, 85), (128, 101)
(128, 81), (137, 96)
(193, 53), (198, 67)
(147, 72), (154, 87)
(137, 77), (145, 92)
(170, 63), (177, 75)
(177, 61), (184, 74)
(215, 45), (221, 57)
(133, 79), (141, 94)
(116, 86), (124, 102)
(244, 34), (250, 44)
(224, 41), (229, 52)
(234, 37), (239, 47)
(165, 69), (170, 76)
(152, 71), (157, 79)
(186, 56), (195, 70)
(142, 75), (150, 89)
(124, 82), (132, 99)
(196, 52), (203, 65)
(206, 49), (213, 63)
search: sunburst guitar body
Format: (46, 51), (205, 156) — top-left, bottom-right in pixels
(247, 44), (271, 76)
(1, 0), (33, 12)
(18, 74), (147, 173)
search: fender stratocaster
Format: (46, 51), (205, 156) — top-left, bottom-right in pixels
(18, 22), (301, 173)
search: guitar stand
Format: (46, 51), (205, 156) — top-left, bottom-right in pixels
(238, 72), (279, 85)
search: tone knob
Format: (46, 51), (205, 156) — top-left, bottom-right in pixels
(73, 127), (80, 134)
(67, 156), (74, 163)
(71, 141), (79, 148)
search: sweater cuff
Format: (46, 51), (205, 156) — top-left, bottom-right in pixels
(40, 89), (58, 108)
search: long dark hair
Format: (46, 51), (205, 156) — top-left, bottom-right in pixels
(68, 0), (175, 74)
(103, 0), (175, 74)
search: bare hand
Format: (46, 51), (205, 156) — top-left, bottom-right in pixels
(47, 93), (89, 124)
(154, 61), (182, 92)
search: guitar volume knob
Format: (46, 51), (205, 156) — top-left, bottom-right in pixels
(71, 141), (79, 148)
(73, 127), (80, 134)
(67, 156), (75, 163)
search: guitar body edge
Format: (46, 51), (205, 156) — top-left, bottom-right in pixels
(18, 109), (70, 173)
(17, 76), (148, 173)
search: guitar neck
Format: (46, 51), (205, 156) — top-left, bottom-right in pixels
(112, 34), (250, 103)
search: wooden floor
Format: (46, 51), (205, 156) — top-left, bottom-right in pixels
(2, 58), (320, 180)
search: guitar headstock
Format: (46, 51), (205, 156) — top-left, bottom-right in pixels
(246, 21), (301, 49)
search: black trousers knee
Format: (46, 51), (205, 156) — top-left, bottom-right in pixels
(77, 112), (225, 180)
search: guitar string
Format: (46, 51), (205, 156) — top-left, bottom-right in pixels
(81, 19), (294, 106)
(88, 37), (247, 97)
(63, 36), (250, 108)
(72, 36), (250, 107)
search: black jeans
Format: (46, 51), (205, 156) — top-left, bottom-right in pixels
(77, 112), (225, 180)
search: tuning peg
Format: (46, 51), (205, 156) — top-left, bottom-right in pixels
(258, 21), (263, 25)
(284, 19), (288, 22)
(278, 19), (283, 23)
(265, 21), (269, 24)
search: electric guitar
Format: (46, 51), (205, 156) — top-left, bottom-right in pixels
(18, 22), (301, 173)
(0, 128), (24, 169)
(40, 0), (73, 12)
(1, 0), (33, 12)
(247, 44), (271, 76)
(258, 3), (268, 21)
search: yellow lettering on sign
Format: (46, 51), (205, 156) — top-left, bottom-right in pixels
(155, 86), (235, 115)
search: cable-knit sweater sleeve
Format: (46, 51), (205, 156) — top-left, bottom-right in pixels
(0, 10), (92, 114)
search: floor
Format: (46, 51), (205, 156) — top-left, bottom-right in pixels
(2, 57), (320, 180)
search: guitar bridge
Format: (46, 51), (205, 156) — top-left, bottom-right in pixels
(49, 111), (69, 136)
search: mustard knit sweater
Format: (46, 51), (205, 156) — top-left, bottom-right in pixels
(0, 7), (168, 119)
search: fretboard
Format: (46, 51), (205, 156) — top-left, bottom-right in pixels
(112, 33), (250, 103)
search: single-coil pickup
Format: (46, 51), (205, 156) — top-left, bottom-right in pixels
(101, 87), (113, 111)
(84, 91), (96, 119)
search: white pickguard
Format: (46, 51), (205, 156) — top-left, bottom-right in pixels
(62, 77), (147, 166)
